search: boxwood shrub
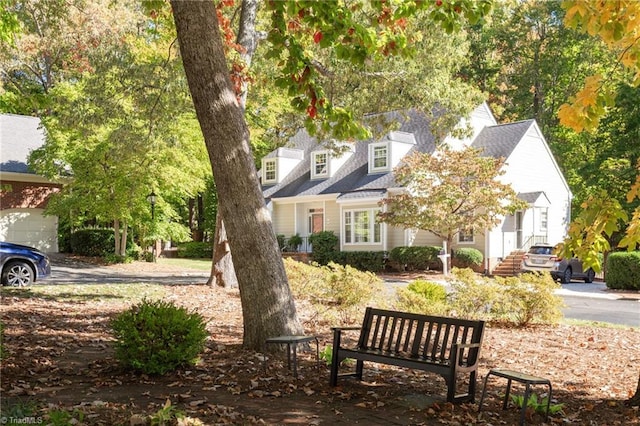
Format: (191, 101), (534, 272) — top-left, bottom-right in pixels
(335, 251), (387, 273)
(453, 247), (483, 268)
(388, 246), (441, 271)
(606, 251), (640, 290)
(111, 299), (208, 375)
(309, 231), (339, 265)
(176, 241), (213, 259)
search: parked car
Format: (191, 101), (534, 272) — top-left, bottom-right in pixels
(521, 244), (596, 283)
(0, 242), (51, 286)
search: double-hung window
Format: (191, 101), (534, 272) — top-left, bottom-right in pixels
(458, 228), (474, 243)
(368, 142), (389, 173)
(312, 151), (329, 179)
(263, 159), (276, 183)
(344, 209), (381, 244)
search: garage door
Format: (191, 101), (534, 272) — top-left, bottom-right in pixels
(0, 208), (58, 252)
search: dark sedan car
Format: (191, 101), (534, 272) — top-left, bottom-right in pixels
(0, 242), (51, 286)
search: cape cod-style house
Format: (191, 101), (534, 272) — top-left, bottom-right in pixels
(261, 103), (572, 274)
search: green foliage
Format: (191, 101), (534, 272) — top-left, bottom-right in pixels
(309, 231), (339, 265)
(284, 258), (384, 323)
(111, 299), (208, 375)
(606, 251), (640, 290)
(103, 254), (133, 265)
(177, 242), (213, 259)
(453, 247), (483, 268)
(335, 251), (387, 273)
(149, 400), (185, 426)
(395, 280), (450, 316)
(319, 344), (353, 367)
(447, 269), (563, 326)
(45, 409), (85, 426)
(510, 393), (565, 417)
(276, 234), (287, 251)
(287, 234), (303, 252)
(388, 246), (442, 271)
(495, 273), (563, 326)
(70, 229), (117, 256)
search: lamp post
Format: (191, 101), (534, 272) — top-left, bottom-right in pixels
(147, 191), (157, 261)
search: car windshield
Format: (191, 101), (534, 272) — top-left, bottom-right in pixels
(529, 246), (553, 255)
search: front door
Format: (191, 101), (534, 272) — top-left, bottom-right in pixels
(308, 209), (324, 234)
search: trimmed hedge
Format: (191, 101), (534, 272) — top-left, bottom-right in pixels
(606, 251), (640, 290)
(177, 241), (213, 259)
(70, 229), (117, 256)
(453, 247), (483, 268)
(388, 246), (441, 271)
(334, 251), (387, 273)
(309, 231), (339, 265)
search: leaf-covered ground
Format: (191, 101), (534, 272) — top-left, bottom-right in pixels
(1, 263), (639, 425)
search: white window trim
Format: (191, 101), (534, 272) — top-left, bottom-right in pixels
(458, 229), (475, 244)
(343, 208), (382, 245)
(263, 159), (277, 184)
(368, 142), (390, 173)
(539, 208), (548, 231)
(311, 150), (329, 179)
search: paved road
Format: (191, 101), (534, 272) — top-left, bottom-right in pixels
(44, 258), (639, 327)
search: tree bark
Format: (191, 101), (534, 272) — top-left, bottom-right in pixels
(207, 0), (260, 289)
(171, 0), (302, 350)
(207, 213), (238, 288)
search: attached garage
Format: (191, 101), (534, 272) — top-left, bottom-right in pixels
(0, 208), (58, 252)
(1, 114), (61, 253)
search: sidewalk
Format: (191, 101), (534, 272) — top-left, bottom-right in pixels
(558, 281), (640, 300)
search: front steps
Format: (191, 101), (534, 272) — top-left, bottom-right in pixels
(492, 250), (525, 277)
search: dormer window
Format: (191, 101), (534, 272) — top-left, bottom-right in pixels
(369, 142), (389, 173)
(312, 151), (329, 179)
(263, 159), (276, 184)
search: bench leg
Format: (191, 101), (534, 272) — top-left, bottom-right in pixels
(520, 384), (531, 426)
(355, 360), (364, 381)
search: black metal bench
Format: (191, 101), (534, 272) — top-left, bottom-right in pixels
(329, 307), (485, 403)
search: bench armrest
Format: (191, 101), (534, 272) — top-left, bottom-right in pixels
(330, 326), (361, 332)
(452, 342), (482, 370)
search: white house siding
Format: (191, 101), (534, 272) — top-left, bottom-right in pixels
(271, 203), (295, 237)
(0, 208), (58, 252)
(324, 200), (341, 235)
(492, 125), (571, 260)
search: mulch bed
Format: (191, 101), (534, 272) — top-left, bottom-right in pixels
(1, 264), (639, 425)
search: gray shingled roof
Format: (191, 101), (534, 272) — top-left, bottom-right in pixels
(471, 120), (533, 159)
(263, 109), (438, 200)
(262, 112), (535, 201)
(518, 191), (550, 205)
(0, 114), (46, 174)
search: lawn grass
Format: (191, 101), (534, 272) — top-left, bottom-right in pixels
(157, 257), (212, 271)
(1, 283), (167, 303)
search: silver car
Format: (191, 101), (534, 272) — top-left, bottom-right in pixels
(521, 244), (596, 283)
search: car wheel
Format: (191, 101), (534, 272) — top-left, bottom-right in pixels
(1, 261), (35, 286)
(584, 269), (596, 284)
(560, 267), (572, 284)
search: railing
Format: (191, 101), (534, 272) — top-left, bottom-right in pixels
(279, 235), (312, 253)
(519, 234), (548, 251)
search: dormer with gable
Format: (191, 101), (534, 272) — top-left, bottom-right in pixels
(367, 131), (416, 174)
(261, 147), (304, 185)
(310, 144), (355, 180)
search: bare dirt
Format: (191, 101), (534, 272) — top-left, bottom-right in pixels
(1, 259), (639, 425)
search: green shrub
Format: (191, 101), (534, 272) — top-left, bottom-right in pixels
(395, 280), (450, 316)
(453, 247), (483, 268)
(309, 231), (339, 265)
(495, 273), (563, 326)
(447, 268), (502, 320)
(70, 229), (115, 256)
(276, 234), (287, 251)
(284, 258), (384, 323)
(606, 251), (640, 290)
(388, 246), (441, 271)
(111, 299), (208, 375)
(176, 241), (212, 259)
(337, 251), (387, 272)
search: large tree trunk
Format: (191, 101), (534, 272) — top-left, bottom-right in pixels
(207, 213), (238, 288)
(207, 0), (261, 288)
(171, 0), (303, 350)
